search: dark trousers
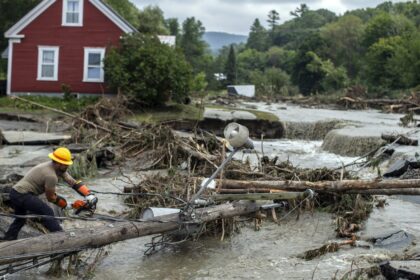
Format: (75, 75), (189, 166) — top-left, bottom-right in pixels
(4, 189), (63, 240)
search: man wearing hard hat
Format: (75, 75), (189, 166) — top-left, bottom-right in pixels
(1, 147), (98, 241)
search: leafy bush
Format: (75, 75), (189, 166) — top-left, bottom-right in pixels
(104, 34), (193, 107)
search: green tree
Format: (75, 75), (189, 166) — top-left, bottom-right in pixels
(266, 47), (296, 73)
(292, 51), (348, 95)
(225, 45), (237, 85)
(0, 0), (40, 50)
(104, 34), (192, 106)
(267, 10), (280, 32)
(104, 0), (140, 27)
(290, 4), (309, 18)
(191, 72), (208, 93)
(365, 36), (407, 89)
(0, 0), (41, 77)
(137, 5), (169, 35)
(363, 12), (415, 47)
(272, 8), (336, 48)
(178, 17), (211, 73)
(165, 18), (180, 37)
(246, 19), (268, 51)
(321, 15), (365, 78)
(250, 68), (292, 97)
(237, 49), (267, 82)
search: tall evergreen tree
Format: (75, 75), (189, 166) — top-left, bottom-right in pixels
(290, 4), (309, 18)
(246, 19), (268, 51)
(225, 45), (237, 85)
(165, 18), (180, 37)
(179, 17), (210, 72)
(267, 10), (280, 32)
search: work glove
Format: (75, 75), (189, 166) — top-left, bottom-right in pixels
(54, 194), (68, 209)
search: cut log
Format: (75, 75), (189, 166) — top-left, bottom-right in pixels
(381, 134), (418, 146)
(215, 178), (420, 193)
(218, 188), (273, 194)
(211, 191), (307, 201)
(345, 188), (420, 195)
(0, 201), (259, 265)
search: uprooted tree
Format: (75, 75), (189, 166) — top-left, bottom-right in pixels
(104, 33), (193, 107)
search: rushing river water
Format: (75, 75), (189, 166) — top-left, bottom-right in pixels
(1, 103), (420, 279)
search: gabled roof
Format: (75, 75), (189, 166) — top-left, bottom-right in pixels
(5, 0), (137, 39)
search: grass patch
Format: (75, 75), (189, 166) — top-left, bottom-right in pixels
(206, 105), (279, 122)
(0, 96), (99, 112)
(132, 103), (204, 123)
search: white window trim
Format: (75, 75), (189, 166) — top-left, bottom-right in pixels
(83, 47), (105, 83)
(37, 46), (59, 81)
(62, 0), (84, 27)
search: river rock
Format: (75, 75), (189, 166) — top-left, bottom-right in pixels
(383, 160), (410, 178)
(373, 230), (412, 250)
(380, 260), (420, 279)
(407, 156), (420, 169)
(400, 168), (420, 179)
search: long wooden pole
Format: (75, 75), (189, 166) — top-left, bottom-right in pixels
(0, 201), (259, 265)
(215, 179), (420, 193)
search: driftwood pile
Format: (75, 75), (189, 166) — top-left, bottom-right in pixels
(340, 90), (420, 115)
(68, 98), (376, 240)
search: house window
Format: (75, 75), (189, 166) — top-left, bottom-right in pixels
(37, 46), (59, 81)
(63, 0), (83, 26)
(83, 48), (105, 82)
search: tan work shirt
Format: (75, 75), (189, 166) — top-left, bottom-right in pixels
(13, 161), (76, 195)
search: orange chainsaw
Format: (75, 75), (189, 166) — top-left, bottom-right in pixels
(71, 194), (98, 215)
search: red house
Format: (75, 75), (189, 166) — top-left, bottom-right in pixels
(4, 0), (137, 97)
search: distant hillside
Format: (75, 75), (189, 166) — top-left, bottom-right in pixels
(203, 32), (248, 54)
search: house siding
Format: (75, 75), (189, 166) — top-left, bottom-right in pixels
(11, 0), (123, 95)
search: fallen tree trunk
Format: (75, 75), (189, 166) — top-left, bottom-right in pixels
(212, 191), (307, 202)
(344, 188), (420, 195)
(381, 134), (418, 146)
(218, 188), (276, 194)
(215, 178), (420, 193)
(0, 201), (259, 265)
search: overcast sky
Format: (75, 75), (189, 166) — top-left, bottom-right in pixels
(131, 0), (410, 35)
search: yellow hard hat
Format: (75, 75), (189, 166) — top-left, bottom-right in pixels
(48, 147), (73, 165)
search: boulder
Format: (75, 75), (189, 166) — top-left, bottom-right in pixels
(380, 260), (420, 280)
(383, 160), (410, 178)
(407, 156), (420, 169)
